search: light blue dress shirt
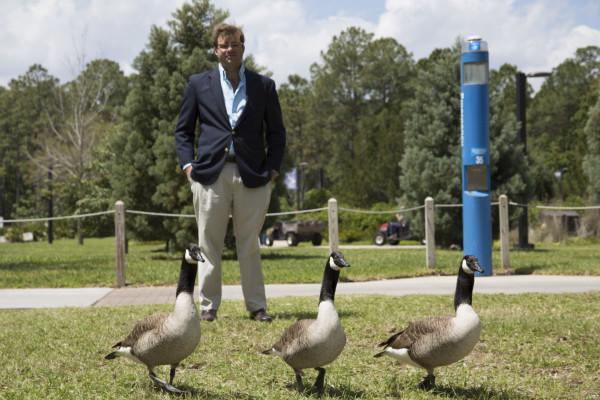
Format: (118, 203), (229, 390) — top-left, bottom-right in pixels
(219, 63), (247, 156)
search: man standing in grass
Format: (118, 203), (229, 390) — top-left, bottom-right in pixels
(174, 23), (286, 323)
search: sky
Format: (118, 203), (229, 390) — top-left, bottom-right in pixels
(1, 0), (600, 89)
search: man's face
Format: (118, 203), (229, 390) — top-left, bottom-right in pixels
(215, 32), (244, 71)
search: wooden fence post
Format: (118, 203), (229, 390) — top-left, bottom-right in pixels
(328, 198), (339, 253)
(115, 200), (126, 287)
(499, 194), (510, 272)
(425, 197), (436, 269)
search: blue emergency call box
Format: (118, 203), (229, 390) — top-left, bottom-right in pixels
(460, 36), (492, 276)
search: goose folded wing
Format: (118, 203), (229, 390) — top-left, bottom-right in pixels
(273, 319), (315, 353)
(383, 316), (453, 350)
(116, 313), (169, 347)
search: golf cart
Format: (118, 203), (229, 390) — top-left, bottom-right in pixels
(373, 214), (411, 245)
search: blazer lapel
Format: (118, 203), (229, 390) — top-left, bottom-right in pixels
(209, 68), (231, 128)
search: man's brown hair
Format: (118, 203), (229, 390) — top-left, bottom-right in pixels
(212, 23), (245, 47)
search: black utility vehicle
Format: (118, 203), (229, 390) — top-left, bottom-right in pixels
(265, 220), (324, 246)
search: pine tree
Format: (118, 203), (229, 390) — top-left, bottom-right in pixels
(107, 0), (227, 248)
(528, 46), (600, 201)
(309, 27), (414, 206)
(399, 45), (462, 246)
(582, 83), (600, 203)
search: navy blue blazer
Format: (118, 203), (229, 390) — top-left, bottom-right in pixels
(174, 68), (286, 188)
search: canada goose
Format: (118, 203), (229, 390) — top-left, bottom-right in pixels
(374, 255), (483, 389)
(105, 245), (204, 394)
(262, 251), (350, 394)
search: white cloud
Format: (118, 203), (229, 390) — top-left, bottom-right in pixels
(546, 24), (600, 69)
(0, 0), (185, 84)
(376, 0), (600, 75)
(213, 0), (376, 84)
(0, 0), (598, 88)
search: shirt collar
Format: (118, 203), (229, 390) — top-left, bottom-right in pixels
(218, 63), (246, 85)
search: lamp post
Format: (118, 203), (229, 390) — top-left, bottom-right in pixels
(515, 71), (551, 249)
(554, 167), (568, 202)
(48, 165), (53, 244)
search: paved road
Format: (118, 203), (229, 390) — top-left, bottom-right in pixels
(2, 275), (600, 309)
(266, 241), (425, 250)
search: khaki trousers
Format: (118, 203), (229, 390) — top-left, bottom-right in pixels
(191, 163), (272, 313)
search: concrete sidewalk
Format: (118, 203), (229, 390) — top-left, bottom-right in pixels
(2, 275), (600, 309)
(0, 288), (113, 309)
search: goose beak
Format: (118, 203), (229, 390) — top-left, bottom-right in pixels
(473, 263), (483, 273)
(338, 258), (350, 268)
(331, 251), (350, 268)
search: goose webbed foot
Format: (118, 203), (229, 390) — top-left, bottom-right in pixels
(311, 367), (326, 395)
(418, 373), (435, 390)
(149, 370), (187, 395)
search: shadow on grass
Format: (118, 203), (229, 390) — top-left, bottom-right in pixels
(283, 382), (367, 399)
(273, 310), (361, 321)
(150, 254), (181, 261)
(224, 254), (325, 262)
(429, 384), (532, 399)
(382, 375), (532, 400)
(148, 249), (324, 262)
(258, 252), (324, 261)
(510, 247), (551, 253)
(0, 259), (109, 272)
(513, 264), (546, 275)
(322, 383), (368, 398)
(151, 384), (259, 399)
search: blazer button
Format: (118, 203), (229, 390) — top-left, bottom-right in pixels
(231, 129), (235, 135)
(224, 147), (229, 153)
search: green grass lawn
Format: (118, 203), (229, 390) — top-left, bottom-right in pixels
(0, 237), (599, 288)
(1, 293), (598, 399)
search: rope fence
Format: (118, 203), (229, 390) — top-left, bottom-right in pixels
(1, 210), (115, 223)
(3, 201), (598, 225)
(339, 205), (425, 214)
(2, 196), (598, 286)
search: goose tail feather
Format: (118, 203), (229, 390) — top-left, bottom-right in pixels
(378, 329), (405, 347)
(261, 348), (273, 355)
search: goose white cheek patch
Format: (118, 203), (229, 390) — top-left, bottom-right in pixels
(185, 249), (196, 264)
(329, 257), (341, 271)
(462, 259), (474, 275)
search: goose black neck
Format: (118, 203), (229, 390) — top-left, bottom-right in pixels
(176, 256), (198, 297)
(454, 266), (475, 310)
(319, 261), (341, 303)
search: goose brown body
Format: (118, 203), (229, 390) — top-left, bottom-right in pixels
(105, 246), (203, 394)
(274, 300), (346, 370)
(375, 255), (482, 389)
(263, 251), (350, 393)
(114, 293), (201, 368)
